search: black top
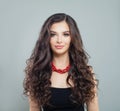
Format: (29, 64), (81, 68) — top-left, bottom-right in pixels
(43, 87), (84, 111)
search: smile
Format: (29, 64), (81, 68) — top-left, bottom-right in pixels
(55, 45), (64, 49)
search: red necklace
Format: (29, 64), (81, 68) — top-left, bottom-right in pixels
(51, 62), (71, 74)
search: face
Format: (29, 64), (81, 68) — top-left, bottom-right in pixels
(49, 21), (71, 56)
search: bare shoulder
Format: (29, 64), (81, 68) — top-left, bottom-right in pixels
(28, 94), (41, 111)
(86, 94), (99, 111)
(86, 65), (99, 111)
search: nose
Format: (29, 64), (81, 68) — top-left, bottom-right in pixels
(57, 35), (62, 43)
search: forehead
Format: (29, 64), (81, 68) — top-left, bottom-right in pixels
(50, 21), (70, 31)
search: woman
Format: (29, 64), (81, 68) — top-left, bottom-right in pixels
(23, 13), (99, 111)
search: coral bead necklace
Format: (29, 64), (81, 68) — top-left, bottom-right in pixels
(51, 62), (71, 74)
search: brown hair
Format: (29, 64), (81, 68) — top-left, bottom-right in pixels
(23, 13), (98, 106)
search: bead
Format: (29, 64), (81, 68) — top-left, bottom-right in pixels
(51, 62), (71, 74)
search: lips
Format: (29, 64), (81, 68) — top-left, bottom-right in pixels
(55, 45), (64, 49)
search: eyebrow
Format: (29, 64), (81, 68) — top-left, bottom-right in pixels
(50, 30), (70, 33)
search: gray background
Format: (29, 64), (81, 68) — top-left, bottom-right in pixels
(0, 0), (119, 111)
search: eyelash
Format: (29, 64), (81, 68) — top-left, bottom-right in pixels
(50, 33), (70, 37)
(64, 33), (70, 37)
(50, 33), (56, 37)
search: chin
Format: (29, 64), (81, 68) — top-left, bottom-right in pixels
(53, 50), (69, 56)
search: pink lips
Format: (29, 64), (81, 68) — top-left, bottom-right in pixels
(55, 45), (64, 49)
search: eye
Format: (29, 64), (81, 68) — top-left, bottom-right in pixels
(64, 33), (70, 37)
(50, 33), (56, 37)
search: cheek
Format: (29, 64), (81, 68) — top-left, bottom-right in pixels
(66, 38), (71, 45)
(50, 39), (54, 46)
(50, 39), (55, 49)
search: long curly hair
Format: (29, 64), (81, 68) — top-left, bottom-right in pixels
(23, 13), (97, 106)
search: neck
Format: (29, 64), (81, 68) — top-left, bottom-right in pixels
(52, 53), (70, 69)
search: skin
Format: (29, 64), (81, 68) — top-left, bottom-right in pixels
(50, 21), (72, 88)
(29, 21), (99, 111)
